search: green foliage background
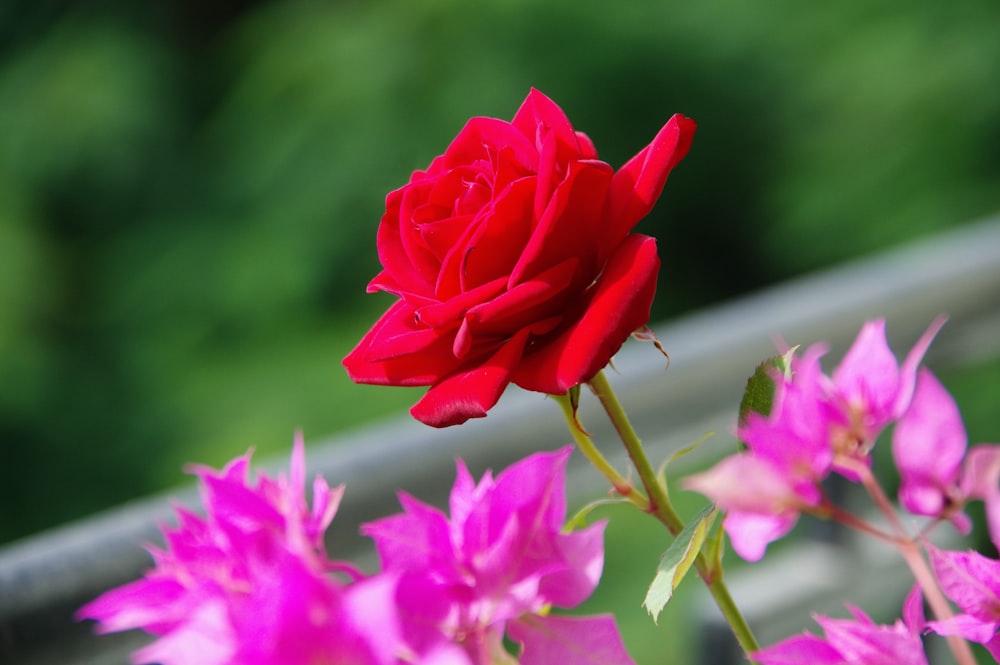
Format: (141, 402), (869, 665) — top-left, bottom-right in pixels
(2, 0), (999, 547)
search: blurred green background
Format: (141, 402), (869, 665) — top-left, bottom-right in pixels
(2, 0), (1000, 552)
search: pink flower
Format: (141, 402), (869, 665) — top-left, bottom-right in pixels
(754, 593), (929, 665)
(362, 446), (636, 665)
(830, 317), (944, 449)
(685, 318), (946, 561)
(960, 444), (1000, 546)
(77, 434), (405, 665)
(685, 345), (837, 560)
(892, 369), (970, 531)
(343, 88), (695, 427)
(927, 545), (1000, 660)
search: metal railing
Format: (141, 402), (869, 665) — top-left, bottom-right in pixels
(2, 216), (999, 664)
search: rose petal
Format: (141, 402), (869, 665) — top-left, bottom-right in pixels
(410, 328), (532, 427)
(442, 116), (537, 172)
(510, 159), (613, 288)
(512, 234), (659, 394)
(605, 114), (696, 247)
(342, 301), (462, 386)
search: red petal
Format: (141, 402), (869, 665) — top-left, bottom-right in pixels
(512, 235), (660, 394)
(409, 328), (531, 427)
(466, 257), (577, 335)
(605, 114), (695, 246)
(510, 159), (612, 287)
(442, 116), (537, 172)
(342, 301), (462, 386)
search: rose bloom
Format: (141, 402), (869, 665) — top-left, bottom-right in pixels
(344, 88), (695, 427)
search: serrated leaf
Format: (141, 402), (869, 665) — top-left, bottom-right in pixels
(737, 346), (798, 431)
(643, 504), (717, 623)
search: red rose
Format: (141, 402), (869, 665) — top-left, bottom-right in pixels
(344, 89), (695, 427)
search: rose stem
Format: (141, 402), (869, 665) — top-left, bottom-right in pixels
(586, 370), (761, 658)
(552, 392), (648, 511)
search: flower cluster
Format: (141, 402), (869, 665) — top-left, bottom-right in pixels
(685, 317), (1000, 562)
(754, 589), (929, 665)
(77, 85), (1000, 665)
(752, 530), (1000, 663)
(78, 438), (632, 665)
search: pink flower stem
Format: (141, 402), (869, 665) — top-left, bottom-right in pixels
(843, 461), (976, 665)
(821, 501), (899, 544)
(898, 540), (977, 665)
(584, 370), (761, 659)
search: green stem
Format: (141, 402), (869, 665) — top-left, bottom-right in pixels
(585, 370), (761, 658)
(551, 392), (648, 510)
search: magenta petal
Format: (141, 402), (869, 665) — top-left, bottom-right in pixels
(131, 601), (235, 665)
(893, 369), (967, 518)
(893, 315), (947, 418)
(684, 455), (802, 514)
(816, 614), (926, 664)
(492, 446), (572, 532)
(902, 584), (926, 636)
(77, 577), (187, 634)
(753, 635), (844, 665)
(962, 445), (1000, 547)
(361, 493), (452, 573)
(723, 511), (798, 562)
(509, 614), (637, 665)
(833, 319), (899, 423)
(927, 614), (1000, 644)
(537, 521), (607, 608)
(929, 546), (1000, 624)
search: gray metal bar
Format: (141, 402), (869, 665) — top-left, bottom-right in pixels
(2, 216), (999, 664)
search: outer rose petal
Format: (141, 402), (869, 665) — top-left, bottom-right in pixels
(409, 328), (531, 427)
(512, 234), (660, 394)
(508, 614), (637, 665)
(605, 114), (696, 247)
(342, 300), (462, 386)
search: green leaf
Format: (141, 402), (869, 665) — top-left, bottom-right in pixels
(643, 504), (717, 624)
(737, 346), (798, 432)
